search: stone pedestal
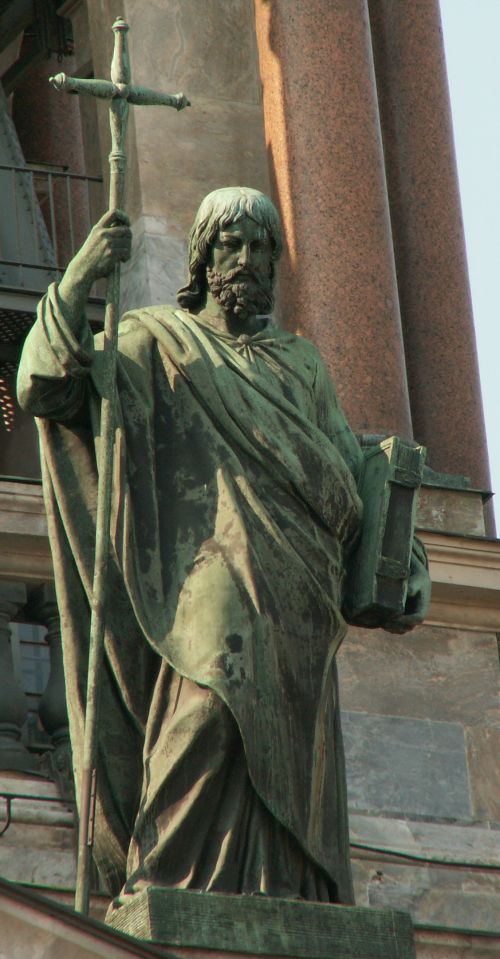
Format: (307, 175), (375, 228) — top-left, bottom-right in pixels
(107, 887), (416, 959)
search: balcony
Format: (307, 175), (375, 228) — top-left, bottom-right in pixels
(0, 162), (103, 790)
(0, 161), (105, 478)
(0, 160), (104, 316)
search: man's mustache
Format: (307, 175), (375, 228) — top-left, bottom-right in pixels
(213, 265), (265, 285)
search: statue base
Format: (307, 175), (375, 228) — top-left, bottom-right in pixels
(107, 888), (416, 959)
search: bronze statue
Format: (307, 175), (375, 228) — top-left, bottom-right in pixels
(17, 186), (430, 911)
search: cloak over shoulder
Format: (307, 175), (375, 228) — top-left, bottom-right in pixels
(18, 287), (363, 901)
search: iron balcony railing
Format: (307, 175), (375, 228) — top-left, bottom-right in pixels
(0, 162), (104, 293)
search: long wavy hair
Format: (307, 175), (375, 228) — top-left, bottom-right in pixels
(177, 186), (283, 311)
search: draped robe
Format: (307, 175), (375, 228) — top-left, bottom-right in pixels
(17, 286), (364, 904)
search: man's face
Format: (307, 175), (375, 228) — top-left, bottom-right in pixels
(207, 216), (274, 321)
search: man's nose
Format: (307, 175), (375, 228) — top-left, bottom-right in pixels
(237, 244), (251, 267)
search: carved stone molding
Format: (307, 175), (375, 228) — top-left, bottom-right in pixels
(1, 483), (500, 631)
(0, 580), (35, 772)
(0, 481), (51, 582)
(419, 529), (500, 631)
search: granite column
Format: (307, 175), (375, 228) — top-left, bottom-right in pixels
(368, 0), (492, 502)
(254, 0), (412, 439)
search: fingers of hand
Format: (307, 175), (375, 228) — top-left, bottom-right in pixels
(385, 611), (421, 634)
(98, 208), (131, 228)
(99, 225), (132, 264)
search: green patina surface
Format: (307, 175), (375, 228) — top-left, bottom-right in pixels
(108, 887), (417, 959)
(16, 187), (429, 938)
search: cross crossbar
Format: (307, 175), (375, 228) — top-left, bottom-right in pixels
(49, 73), (190, 111)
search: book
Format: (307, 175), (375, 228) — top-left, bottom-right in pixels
(344, 436), (426, 627)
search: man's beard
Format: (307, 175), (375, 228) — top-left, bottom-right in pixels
(206, 266), (274, 322)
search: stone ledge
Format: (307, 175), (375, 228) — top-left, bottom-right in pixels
(417, 486), (486, 537)
(418, 530), (500, 630)
(1, 486), (499, 630)
(349, 817), (500, 935)
(0, 877), (170, 958)
(352, 856), (500, 935)
(0, 481), (50, 582)
(0, 774), (74, 828)
(2, 877), (498, 959)
(349, 814), (500, 868)
(0, 774), (76, 890)
(414, 926), (500, 958)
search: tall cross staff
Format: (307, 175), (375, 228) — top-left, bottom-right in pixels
(50, 17), (189, 916)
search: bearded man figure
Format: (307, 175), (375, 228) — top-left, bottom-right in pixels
(17, 187), (429, 909)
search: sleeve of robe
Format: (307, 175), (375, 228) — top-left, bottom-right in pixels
(309, 350), (430, 625)
(17, 283), (96, 421)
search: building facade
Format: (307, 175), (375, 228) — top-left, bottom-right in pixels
(0, 2), (498, 956)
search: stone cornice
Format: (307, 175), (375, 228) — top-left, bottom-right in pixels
(1, 483), (499, 630)
(0, 481), (51, 584)
(419, 529), (500, 631)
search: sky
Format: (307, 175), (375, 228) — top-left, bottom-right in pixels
(439, 0), (500, 528)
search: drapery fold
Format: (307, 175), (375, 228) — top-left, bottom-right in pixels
(18, 288), (363, 902)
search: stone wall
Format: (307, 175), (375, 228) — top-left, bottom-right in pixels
(338, 621), (500, 932)
(0, 2), (498, 955)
